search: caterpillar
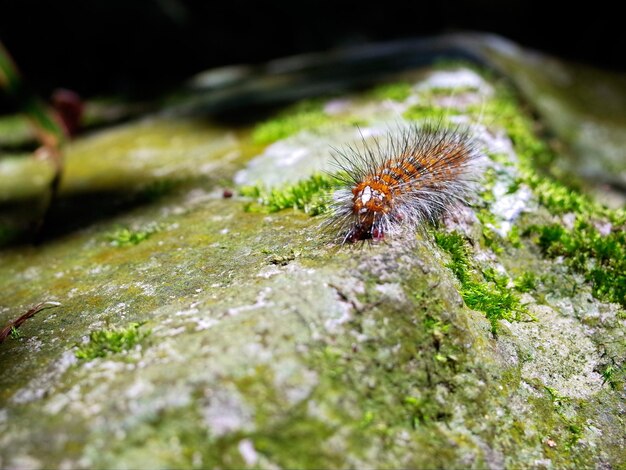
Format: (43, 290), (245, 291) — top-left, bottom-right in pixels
(327, 121), (482, 244)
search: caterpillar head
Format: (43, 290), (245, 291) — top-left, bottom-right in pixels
(352, 180), (393, 216)
(341, 180), (392, 242)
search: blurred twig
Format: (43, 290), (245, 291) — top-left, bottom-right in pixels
(0, 301), (61, 344)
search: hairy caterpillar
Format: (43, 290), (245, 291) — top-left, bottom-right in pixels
(327, 121), (482, 243)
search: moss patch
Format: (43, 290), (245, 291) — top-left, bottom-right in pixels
(240, 173), (341, 215)
(543, 386), (587, 448)
(9, 326), (21, 340)
(473, 84), (624, 222)
(475, 84), (626, 310)
(107, 225), (160, 247)
(403, 103), (459, 123)
(601, 364), (622, 390)
(367, 82), (413, 101)
(251, 100), (331, 145)
(75, 322), (149, 360)
(528, 220), (626, 307)
(514, 272), (538, 293)
(434, 230), (527, 333)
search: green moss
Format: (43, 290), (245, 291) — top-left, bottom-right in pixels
(528, 219), (626, 307)
(359, 410), (375, 428)
(462, 276), (525, 331)
(75, 322), (149, 360)
(468, 86), (556, 171)
(428, 85), (480, 96)
(530, 177), (624, 222)
(252, 413), (339, 468)
(543, 386), (586, 447)
(423, 314), (451, 335)
(486, 151), (514, 167)
(107, 225), (159, 247)
(368, 82), (413, 101)
(474, 168), (510, 254)
(434, 230), (526, 333)
(475, 84), (626, 310)
(506, 225), (522, 248)
(403, 104), (459, 122)
(514, 272), (537, 293)
(478, 218), (503, 254)
(403, 394), (451, 428)
(240, 173), (341, 215)
(543, 386), (569, 406)
(433, 231), (472, 283)
(368, 78), (478, 105)
(601, 364), (620, 390)
(251, 100), (331, 145)
(476, 83), (625, 223)
(9, 326), (21, 340)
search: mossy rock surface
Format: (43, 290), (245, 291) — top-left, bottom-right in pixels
(0, 50), (624, 469)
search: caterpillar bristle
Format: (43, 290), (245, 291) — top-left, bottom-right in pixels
(325, 121), (482, 244)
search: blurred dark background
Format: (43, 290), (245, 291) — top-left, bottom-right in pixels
(0, 0), (623, 100)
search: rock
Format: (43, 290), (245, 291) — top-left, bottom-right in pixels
(0, 37), (624, 469)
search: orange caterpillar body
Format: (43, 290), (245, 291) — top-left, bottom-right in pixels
(328, 122), (481, 243)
